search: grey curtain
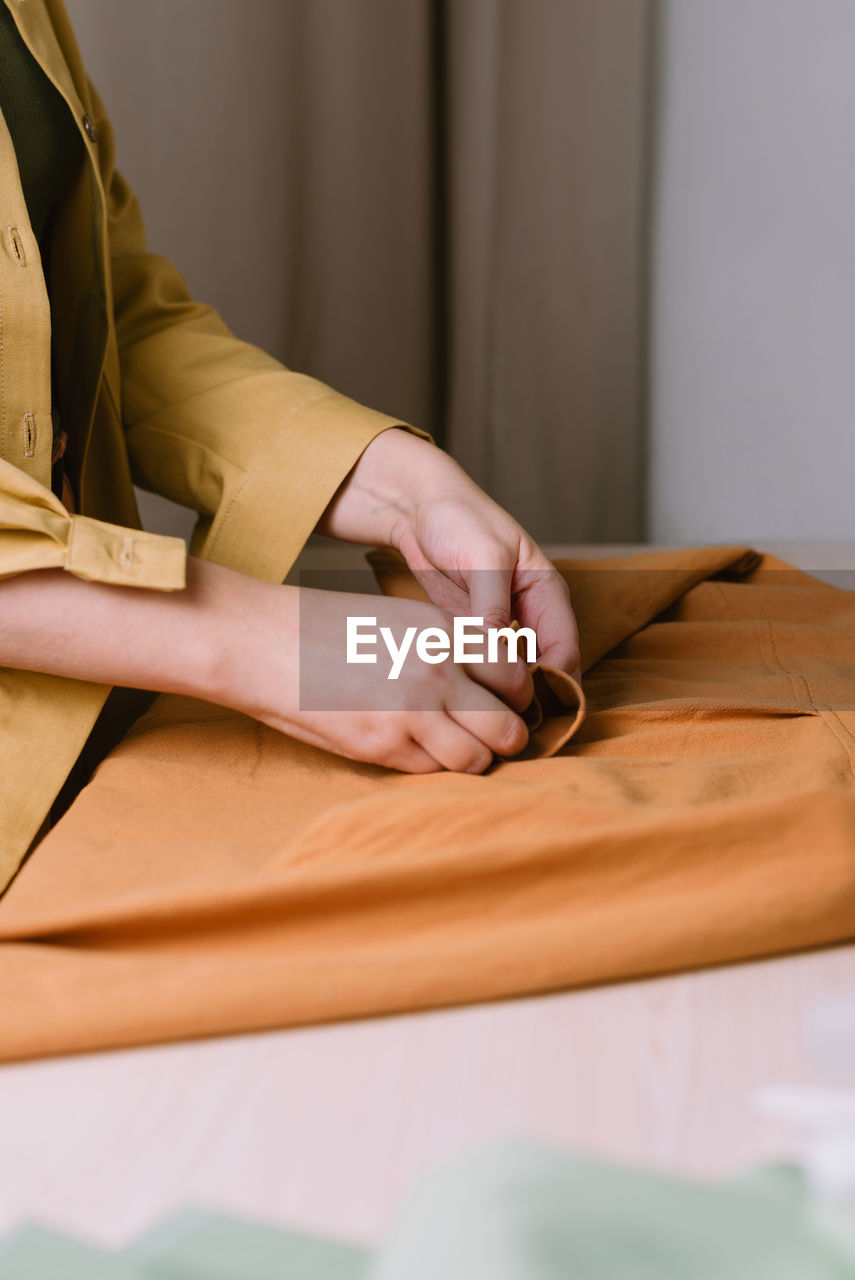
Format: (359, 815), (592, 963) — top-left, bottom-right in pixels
(69, 0), (652, 543)
(443, 0), (651, 542)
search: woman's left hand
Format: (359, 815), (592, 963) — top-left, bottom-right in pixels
(316, 429), (581, 711)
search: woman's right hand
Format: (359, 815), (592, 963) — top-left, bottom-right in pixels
(223, 583), (531, 774)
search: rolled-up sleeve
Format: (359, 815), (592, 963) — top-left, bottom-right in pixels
(0, 459), (186, 589)
(89, 79), (432, 586)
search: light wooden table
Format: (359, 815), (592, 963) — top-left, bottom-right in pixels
(0, 541), (852, 1249)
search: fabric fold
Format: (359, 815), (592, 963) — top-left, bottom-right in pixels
(1, 543), (854, 1063)
(367, 543), (764, 672)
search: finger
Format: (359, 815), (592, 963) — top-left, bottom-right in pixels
(464, 639), (535, 713)
(294, 718), (445, 774)
(383, 736), (445, 774)
(445, 680), (530, 759)
(467, 565), (514, 631)
(459, 566), (536, 710)
(416, 711), (496, 775)
(516, 570), (581, 674)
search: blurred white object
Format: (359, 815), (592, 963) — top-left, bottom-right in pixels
(751, 993), (855, 1211)
(752, 1085), (855, 1208)
(806, 993), (855, 1080)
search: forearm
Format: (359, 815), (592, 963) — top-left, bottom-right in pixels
(0, 557), (293, 706)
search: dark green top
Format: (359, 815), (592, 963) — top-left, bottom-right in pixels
(0, 2), (81, 240)
(0, 0), (83, 496)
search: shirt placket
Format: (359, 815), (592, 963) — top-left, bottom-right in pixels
(0, 114), (53, 490)
(1, 0), (108, 502)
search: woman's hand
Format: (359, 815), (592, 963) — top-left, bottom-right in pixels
(230, 585), (530, 774)
(317, 429), (582, 707)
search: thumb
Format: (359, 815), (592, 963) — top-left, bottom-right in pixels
(466, 567), (514, 632)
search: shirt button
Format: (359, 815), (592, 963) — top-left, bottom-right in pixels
(83, 113), (98, 142)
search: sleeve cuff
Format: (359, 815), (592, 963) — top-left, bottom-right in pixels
(194, 393), (433, 582)
(66, 514), (187, 590)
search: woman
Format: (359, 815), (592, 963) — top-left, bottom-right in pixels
(0, 0), (579, 894)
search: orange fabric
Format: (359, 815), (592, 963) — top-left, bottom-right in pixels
(1, 545), (854, 1063)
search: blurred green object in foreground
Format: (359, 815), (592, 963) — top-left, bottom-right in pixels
(371, 1142), (855, 1279)
(0, 1223), (136, 1278)
(1, 1142), (854, 1278)
(125, 1209), (370, 1280)
(0, 1213), (369, 1280)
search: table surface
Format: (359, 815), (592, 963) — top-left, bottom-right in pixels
(1, 541), (853, 1250)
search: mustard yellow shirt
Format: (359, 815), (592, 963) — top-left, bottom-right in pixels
(0, 0), (426, 893)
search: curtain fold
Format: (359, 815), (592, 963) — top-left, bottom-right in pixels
(443, 0), (651, 541)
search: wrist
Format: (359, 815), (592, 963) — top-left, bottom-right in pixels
(316, 427), (459, 549)
(183, 560), (299, 718)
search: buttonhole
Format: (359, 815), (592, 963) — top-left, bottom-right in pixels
(23, 413), (36, 458)
(8, 227), (26, 266)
